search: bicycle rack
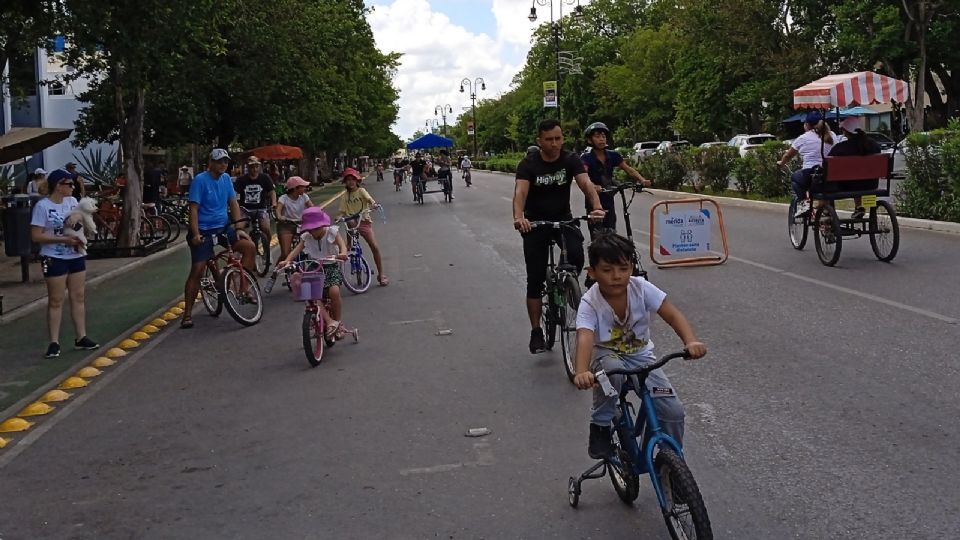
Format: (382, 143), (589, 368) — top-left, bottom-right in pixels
(648, 197), (729, 269)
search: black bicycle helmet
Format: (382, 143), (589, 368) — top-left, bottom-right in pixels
(584, 121), (611, 140)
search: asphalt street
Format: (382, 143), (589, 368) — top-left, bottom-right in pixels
(1, 170), (958, 539)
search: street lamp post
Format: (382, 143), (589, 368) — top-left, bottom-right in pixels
(425, 119), (440, 134)
(460, 77), (486, 158)
(527, 0), (582, 125)
(434, 104), (453, 137)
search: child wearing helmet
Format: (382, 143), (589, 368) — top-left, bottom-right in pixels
(337, 168), (388, 286)
(277, 207), (348, 338)
(580, 122), (651, 239)
(275, 176), (315, 262)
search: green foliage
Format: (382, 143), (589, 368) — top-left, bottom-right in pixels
(731, 154), (759, 195)
(0, 163), (28, 196)
(749, 142), (792, 198)
(73, 147), (120, 186)
(896, 125), (960, 222)
(640, 152), (686, 191)
(485, 153), (525, 174)
(692, 146), (739, 193)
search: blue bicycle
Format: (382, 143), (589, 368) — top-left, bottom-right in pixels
(569, 350), (713, 540)
(336, 206), (385, 294)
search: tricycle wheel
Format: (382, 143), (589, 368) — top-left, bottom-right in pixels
(869, 200), (899, 262)
(814, 205), (842, 266)
(788, 197), (808, 250)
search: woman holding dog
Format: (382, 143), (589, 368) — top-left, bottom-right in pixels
(30, 174), (99, 358)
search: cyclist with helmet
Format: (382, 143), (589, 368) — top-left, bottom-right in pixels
(581, 122), (650, 239)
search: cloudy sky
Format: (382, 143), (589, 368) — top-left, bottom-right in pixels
(366, 0), (590, 140)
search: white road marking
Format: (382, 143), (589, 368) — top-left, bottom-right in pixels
(634, 228), (958, 324)
(387, 318), (437, 326)
(500, 196), (512, 203)
(399, 442), (494, 476)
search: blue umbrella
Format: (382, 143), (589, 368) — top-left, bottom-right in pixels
(406, 133), (454, 150)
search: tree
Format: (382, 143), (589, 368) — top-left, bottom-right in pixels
(0, 1), (58, 94)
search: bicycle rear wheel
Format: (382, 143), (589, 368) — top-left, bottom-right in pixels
(342, 255), (372, 294)
(302, 311), (324, 367)
(869, 200), (899, 262)
(814, 205), (842, 266)
(138, 218), (157, 248)
(200, 265), (222, 316)
(220, 266), (263, 326)
(559, 274), (582, 383)
(609, 424), (640, 504)
(252, 230), (271, 277)
(787, 197), (808, 250)
(656, 449), (713, 540)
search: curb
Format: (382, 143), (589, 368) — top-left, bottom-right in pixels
(473, 169), (960, 236)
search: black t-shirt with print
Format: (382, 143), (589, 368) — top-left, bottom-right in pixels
(410, 159), (426, 176)
(234, 173), (274, 209)
(515, 150), (586, 220)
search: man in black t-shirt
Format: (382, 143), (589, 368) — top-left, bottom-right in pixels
(143, 163), (165, 205)
(234, 156), (277, 239)
(409, 153), (427, 201)
(513, 118), (605, 354)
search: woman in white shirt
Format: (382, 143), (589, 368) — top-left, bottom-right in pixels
(275, 176), (314, 262)
(26, 168), (48, 196)
(777, 111), (835, 217)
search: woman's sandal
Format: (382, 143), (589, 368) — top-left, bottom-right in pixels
(180, 315), (194, 329)
(378, 275), (389, 286)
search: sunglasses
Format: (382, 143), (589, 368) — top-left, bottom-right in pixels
(59, 181), (75, 187)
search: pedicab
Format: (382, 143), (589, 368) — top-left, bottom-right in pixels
(406, 133), (455, 204)
(788, 71), (907, 266)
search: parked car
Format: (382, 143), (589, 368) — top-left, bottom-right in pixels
(632, 141), (661, 162)
(866, 132), (897, 152)
(655, 140), (691, 154)
(699, 141), (727, 149)
(728, 133), (778, 157)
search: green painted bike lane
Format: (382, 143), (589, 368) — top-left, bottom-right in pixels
(0, 183), (343, 413)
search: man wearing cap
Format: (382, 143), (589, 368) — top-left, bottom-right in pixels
(234, 156), (276, 242)
(181, 149), (256, 329)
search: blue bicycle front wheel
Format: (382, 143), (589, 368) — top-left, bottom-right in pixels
(342, 256), (372, 294)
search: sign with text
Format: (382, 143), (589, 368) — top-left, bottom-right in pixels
(467, 121), (475, 135)
(543, 81), (557, 108)
(657, 209), (712, 256)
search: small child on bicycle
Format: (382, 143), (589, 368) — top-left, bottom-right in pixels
(277, 207), (348, 339)
(337, 167), (388, 286)
(573, 233), (707, 459)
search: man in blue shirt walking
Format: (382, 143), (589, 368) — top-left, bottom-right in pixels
(181, 148), (256, 329)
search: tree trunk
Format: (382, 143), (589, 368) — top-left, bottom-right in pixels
(117, 86), (145, 249)
(316, 151), (332, 182)
(907, 1), (931, 132)
(924, 69), (946, 128)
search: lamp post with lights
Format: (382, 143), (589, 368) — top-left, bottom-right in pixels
(460, 77), (485, 158)
(527, 0), (583, 125)
(435, 104), (453, 137)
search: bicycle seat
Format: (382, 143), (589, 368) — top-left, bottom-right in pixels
(557, 263), (577, 272)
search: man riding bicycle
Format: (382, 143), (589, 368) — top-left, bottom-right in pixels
(513, 119), (606, 354)
(409, 153), (427, 201)
(436, 149), (454, 200)
(460, 155), (472, 186)
(581, 122), (650, 240)
(234, 156), (277, 240)
(181, 148), (256, 329)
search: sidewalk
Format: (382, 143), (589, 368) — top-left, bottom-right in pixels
(0, 183), (344, 413)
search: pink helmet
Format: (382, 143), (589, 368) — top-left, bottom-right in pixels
(285, 176), (310, 190)
(299, 207), (331, 233)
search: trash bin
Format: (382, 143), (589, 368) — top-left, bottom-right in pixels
(2, 195), (34, 257)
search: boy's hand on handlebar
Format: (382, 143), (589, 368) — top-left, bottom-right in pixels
(514, 217), (532, 233)
(574, 371), (596, 390)
(684, 341), (707, 359)
(588, 209), (607, 222)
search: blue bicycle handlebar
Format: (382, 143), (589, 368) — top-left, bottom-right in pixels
(603, 351), (691, 376)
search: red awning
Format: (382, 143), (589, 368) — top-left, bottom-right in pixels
(793, 71), (910, 109)
(248, 144), (304, 160)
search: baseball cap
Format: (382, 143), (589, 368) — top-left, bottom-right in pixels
(246, 156), (262, 166)
(285, 176), (310, 190)
(33, 168), (47, 175)
(210, 148), (230, 161)
(804, 111), (824, 125)
(65, 162), (77, 168)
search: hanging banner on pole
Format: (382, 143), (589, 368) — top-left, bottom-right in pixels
(543, 81), (558, 108)
(467, 121), (475, 135)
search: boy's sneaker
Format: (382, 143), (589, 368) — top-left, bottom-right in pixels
(529, 328), (546, 354)
(588, 423), (614, 459)
(74, 336), (100, 350)
(794, 200), (810, 218)
(45, 342), (61, 358)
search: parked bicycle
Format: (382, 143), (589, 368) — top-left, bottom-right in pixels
(198, 217), (263, 326)
(568, 350), (713, 540)
(526, 216), (591, 383)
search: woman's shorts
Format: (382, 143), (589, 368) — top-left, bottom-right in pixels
(277, 220), (300, 235)
(41, 256), (86, 278)
(323, 262), (343, 288)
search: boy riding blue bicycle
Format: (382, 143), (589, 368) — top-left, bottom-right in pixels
(573, 233), (707, 459)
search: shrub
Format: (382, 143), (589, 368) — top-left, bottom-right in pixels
(641, 152), (686, 191)
(732, 154), (758, 195)
(688, 146), (738, 194)
(749, 142), (791, 198)
(896, 127), (960, 222)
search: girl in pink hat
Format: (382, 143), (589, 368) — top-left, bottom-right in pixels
(275, 176), (314, 262)
(277, 206), (348, 339)
(337, 168), (388, 286)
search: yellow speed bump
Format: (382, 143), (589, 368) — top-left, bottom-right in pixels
(0, 417), (33, 433)
(140, 324), (160, 334)
(169, 306), (184, 315)
(18, 402), (54, 417)
(151, 318), (169, 327)
(91, 357), (116, 368)
(118, 339), (140, 349)
(39, 390), (71, 403)
(58, 377), (89, 390)
(130, 331), (150, 340)
(0, 436), (9, 448)
(76, 366), (102, 378)
(161, 312), (178, 321)
(105, 347), (127, 358)
(177, 301), (186, 309)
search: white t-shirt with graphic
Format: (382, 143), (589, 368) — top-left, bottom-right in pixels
(300, 226), (340, 261)
(30, 197), (83, 259)
(792, 129), (836, 169)
(278, 194), (308, 221)
(576, 276), (667, 362)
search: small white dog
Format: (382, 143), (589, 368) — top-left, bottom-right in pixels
(63, 197), (98, 256)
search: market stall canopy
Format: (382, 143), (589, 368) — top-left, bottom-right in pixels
(0, 127), (73, 164)
(793, 71), (910, 109)
(248, 144), (304, 160)
(406, 133), (454, 150)
(782, 106), (882, 123)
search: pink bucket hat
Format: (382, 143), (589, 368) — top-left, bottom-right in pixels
(299, 207), (331, 232)
(285, 176), (310, 190)
(341, 167), (361, 182)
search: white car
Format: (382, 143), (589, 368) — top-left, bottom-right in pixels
(699, 141), (727, 149)
(655, 140), (691, 154)
(632, 141), (661, 162)
(728, 133), (778, 157)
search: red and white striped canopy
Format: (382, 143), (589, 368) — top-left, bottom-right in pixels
(793, 71), (910, 109)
